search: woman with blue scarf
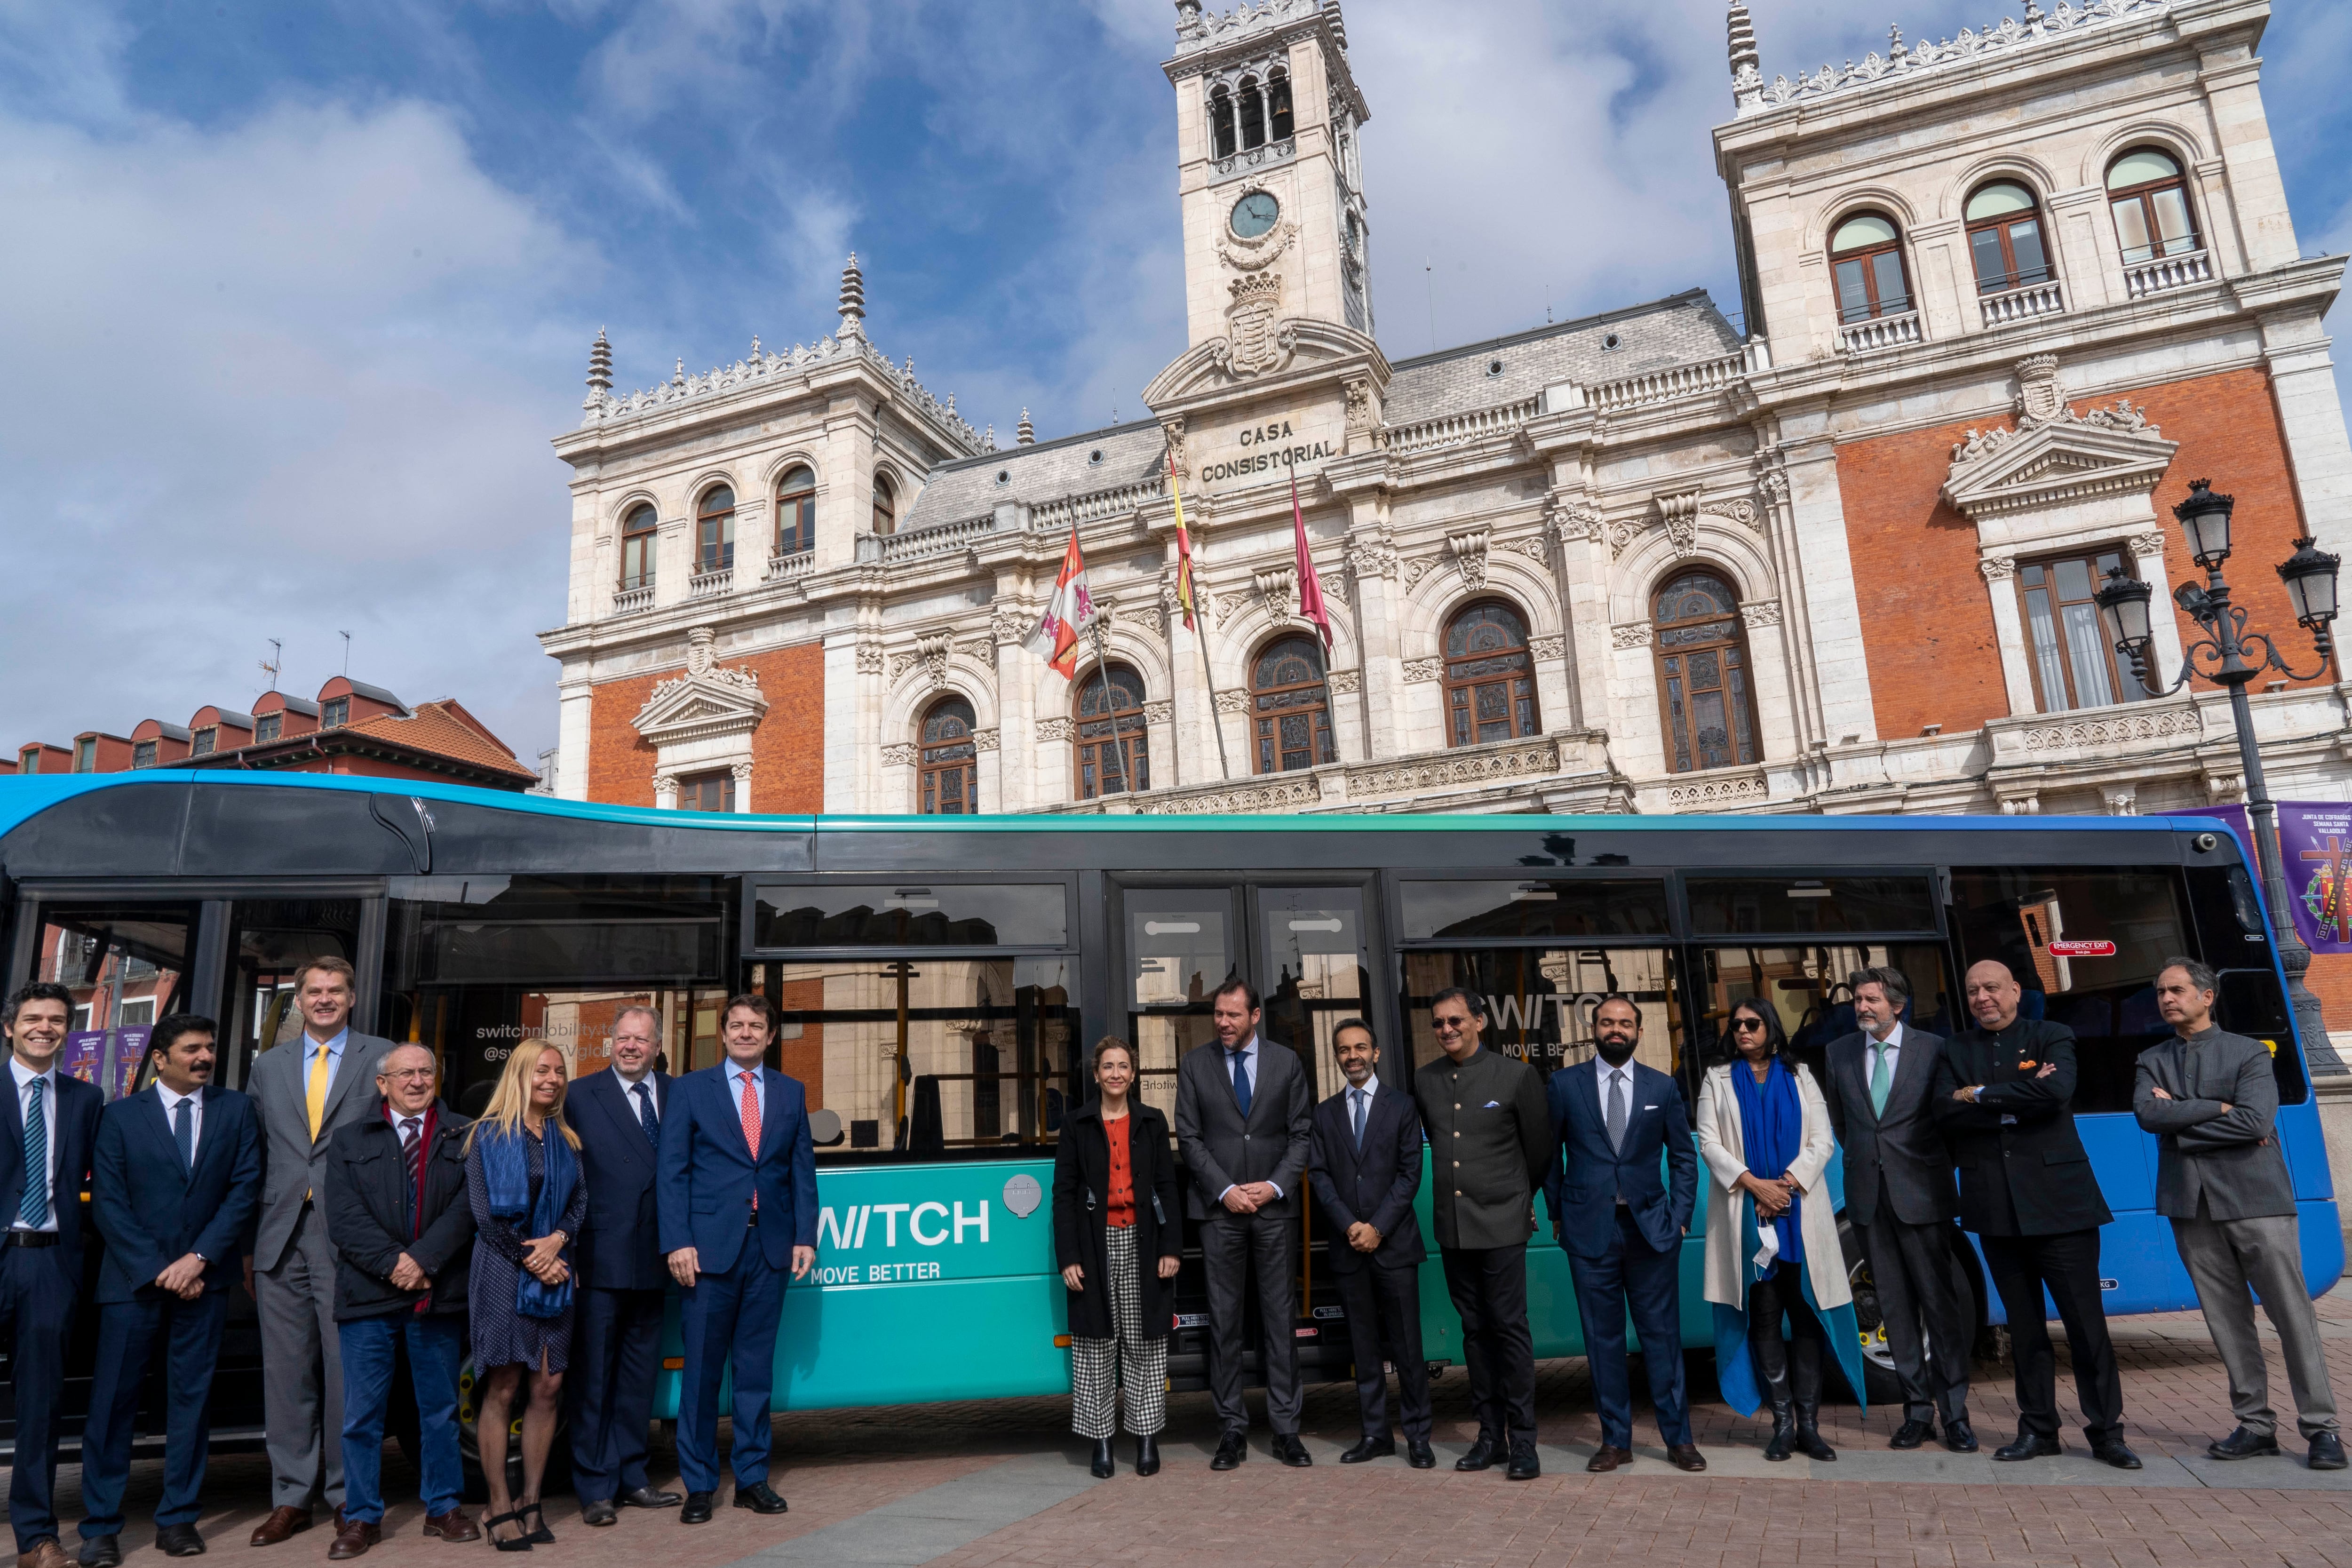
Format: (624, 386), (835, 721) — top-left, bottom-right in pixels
(1697, 1001), (1867, 1461)
(464, 1041), (588, 1551)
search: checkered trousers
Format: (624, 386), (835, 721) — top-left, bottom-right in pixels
(1070, 1223), (1168, 1439)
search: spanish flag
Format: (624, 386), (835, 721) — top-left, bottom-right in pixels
(1168, 449), (1199, 631)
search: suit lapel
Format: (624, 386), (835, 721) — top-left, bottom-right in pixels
(135, 1086), (183, 1183)
(588, 1072), (653, 1168)
(756, 1068), (788, 1162)
(1574, 1058), (1603, 1147)
(1885, 1030), (1936, 1114)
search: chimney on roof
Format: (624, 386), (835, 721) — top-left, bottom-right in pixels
(1017, 407), (1035, 446)
(838, 252), (866, 340)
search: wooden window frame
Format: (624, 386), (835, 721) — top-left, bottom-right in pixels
(191, 727), (217, 757)
(678, 770), (736, 813)
(695, 486), (736, 573)
(1249, 634), (1335, 775)
(132, 740), (157, 769)
(619, 503), (657, 591)
(254, 714), (281, 744)
(917, 695), (980, 815)
(2014, 545), (2145, 714)
(2105, 149), (2202, 267)
(1651, 569), (1761, 776)
(322, 697), (350, 729)
(1828, 212), (1913, 325)
(1441, 600), (1542, 749)
(1074, 665), (1150, 800)
(1963, 183), (2053, 295)
(775, 467), (816, 558)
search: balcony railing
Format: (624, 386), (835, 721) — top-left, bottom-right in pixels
(876, 512), (1003, 565)
(766, 548), (815, 582)
(611, 583), (655, 615)
(1382, 396), (1539, 455)
(2122, 248), (2214, 300)
(1584, 346), (1762, 414)
(687, 564), (734, 600)
(1037, 730), (1607, 815)
(1836, 309), (1922, 355)
(1979, 277), (2066, 329)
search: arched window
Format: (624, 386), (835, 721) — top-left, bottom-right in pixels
(1074, 665), (1149, 799)
(1652, 570), (1759, 774)
(695, 485), (735, 573)
(872, 472), (897, 535)
(1443, 602), (1541, 748)
(917, 695), (978, 815)
(619, 503), (656, 590)
(1964, 181), (2052, 294)
(1208, 84), (1237, 159)
(1237, 76), (1265, 151)
(1250, 635), (1335, 774)
(1267, 67), (1294, 141)
(775, 466), (816, 557)
(1828, 211), (1912, 325)
(2106, 147), (2201, 265)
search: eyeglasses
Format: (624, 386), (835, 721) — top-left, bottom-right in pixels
(1732, 1017), (1768, 1032)
(379, 1067), (437, 1082)
(1432, 1016), (1471, 1032)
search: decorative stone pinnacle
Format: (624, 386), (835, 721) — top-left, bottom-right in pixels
(1325, 0), (1348, 51)
(672, 358), (685, 385)
(1174, 0), (1203, 40)
(586, 327), (612, 394)
(837, 251), (866, 339)
(1017, 407), (1035, 446)
(1726, 0), (1761, 101)
(1888, 23), (1907, 60)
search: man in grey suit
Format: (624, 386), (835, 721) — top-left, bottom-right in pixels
(2135, 956), (2345, 1470)
(245, 957), (397, 1544)
(1174, 978), (1312, 1471)
(1822, 966), (1977, 1454)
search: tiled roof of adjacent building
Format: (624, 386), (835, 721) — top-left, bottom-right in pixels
(340, 699), (539, 782)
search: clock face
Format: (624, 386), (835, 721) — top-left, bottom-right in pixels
(1230, 191), (1280, 239)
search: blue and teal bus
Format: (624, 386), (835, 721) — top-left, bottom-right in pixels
(0, 770), (2336, 1454)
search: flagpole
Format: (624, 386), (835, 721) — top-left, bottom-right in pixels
(1193, 610), (1233, 782)
(1167, 449), (1233, 782)
(1289, 460), (1335, 764)
(1086, 611), (1126, 795)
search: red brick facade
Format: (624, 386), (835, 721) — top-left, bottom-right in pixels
(585, 640), (827, 813)
(1841, 366), (2318, 742)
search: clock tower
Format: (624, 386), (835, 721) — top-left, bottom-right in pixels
(1164, 0), (1372, 359)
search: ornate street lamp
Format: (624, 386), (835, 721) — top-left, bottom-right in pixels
(2096, 478), (2344, 1071)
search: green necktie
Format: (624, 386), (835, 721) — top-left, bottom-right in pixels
(1869, 1040), (1892, 1115)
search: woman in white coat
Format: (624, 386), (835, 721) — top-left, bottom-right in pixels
(1696, 999), (1866, 1460)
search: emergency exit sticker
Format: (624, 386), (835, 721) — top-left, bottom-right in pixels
(2047, 940), (2117, 957)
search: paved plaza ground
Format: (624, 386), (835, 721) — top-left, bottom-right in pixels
(34, 1293), (2352, 1568)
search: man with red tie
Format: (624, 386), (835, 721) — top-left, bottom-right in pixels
(657, 994), (817, 1523)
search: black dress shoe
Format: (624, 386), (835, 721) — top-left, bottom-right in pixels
(1211, 1431), (1247, 1471)
(1089, 1438), (1115, 1479)
(1889, 1418), (1934, 1450)
(1272, 1433), (1312, 1467)
(154, 1526), (205, 1559)
(619, 1487), (685, 1509)
(1407, 1439), (1436, 1469)
(678, 1493), (715, 1525)
(1339, 1437), (1396, 1464)
(1504, 1444), (1540, 1481)
(2209, 1425), (2281, 1460)
(1455, 1435), (1500, 1472)
(732, 1481), (789, 1514)
(1943, 1418), (1979, 1454)
(1992, 1432), (2062, 1462)
(1135, 1434), (1160, 1476)
(76, 1538), (120, 1568)
(2091, 1440), (2143, 1471)
(578, 1500), (618, 1528)
(2312, 1432), (2349, 1471)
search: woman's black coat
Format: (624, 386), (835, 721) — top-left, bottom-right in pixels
(1051, 1097), (1183, 1342)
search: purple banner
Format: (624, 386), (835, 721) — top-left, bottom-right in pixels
(110, 1027), (152, 1098)
(56, 1027), (153, 1098)
(2181, 801), (2352, 955)
(60, 1031), (106, 1087)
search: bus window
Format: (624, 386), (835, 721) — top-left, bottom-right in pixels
(1695, 943), (1954, 1087)
(221, 898), (365, 1090)
(2185, 862), (2272, 963)
(1685, 875), (1939, 936)
(1400, 947), (1682, 1084)
(1947, 868), (2188, 1114)
(754, 882), (1069, 949)
(1123, 888), (1239, 1121)
(1397, 878), (1669, 940)
(2214, 965), (2308, 1106)
(25, 903), (195, 1099)
(747, 956), (1077, 1156)
(1256, 887), (1370, 1103)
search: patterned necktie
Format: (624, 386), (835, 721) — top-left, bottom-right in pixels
(305, 1038), (333, 1139)
(1870, 1040), (1892, 1115)
(400, 1117), (428, 1311)
(174, 1094), (195, 1174)
(19, 1078), (48, 1227)
(634, 1082), (660, 1150)
(1231, 1050), (1252, 1117)
(1605, 1069), (1628, 1153)
(739, 1072), (762, 1211)
(1351, 1087), (1368, 1148)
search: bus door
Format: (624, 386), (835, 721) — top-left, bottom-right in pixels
(1114, 880), (1378, 1390)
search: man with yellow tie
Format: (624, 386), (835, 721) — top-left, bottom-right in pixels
(245, 958), (395, 1546)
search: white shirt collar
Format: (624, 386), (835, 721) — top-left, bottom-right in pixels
(1868, 1021), (1905, 1052)
(9, 1056), (56, 1091)
(1594, 1053), (1632, 1089)
(155, 1081), (201, 1112)
(1346, 1077), (1377, 1101)
(611, 1063), (654, 1090)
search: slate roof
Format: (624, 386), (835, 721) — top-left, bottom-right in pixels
(900, 419), (1171, 533)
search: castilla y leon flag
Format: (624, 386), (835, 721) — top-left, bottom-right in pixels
(1289, 465), (1332, 650)
(1168, 450), (1199, 631)
(1024, 529), (1093, 678)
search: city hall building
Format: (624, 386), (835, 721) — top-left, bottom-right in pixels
(540, 0), (2351, 831)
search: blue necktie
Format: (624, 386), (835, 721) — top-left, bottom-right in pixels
(634, 1082), (660, 1150)
(1351, 1087), (1368, 1147)
(1231, 1050), (1252, 1117)
(174, 1095), (195, 1174)
(19, 1079), (48, 1227)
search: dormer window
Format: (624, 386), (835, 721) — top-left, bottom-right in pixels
(255, 713), (282, 743)
(74, 738), (95, 772)
(133, 740), (157, 769)
(1828, 211), (1912, 324)
(323, 697), (350, 729)
(1965, 181), (2051, 294)
(191, 727), (217, 757)
(1209, 85), (1237, 159)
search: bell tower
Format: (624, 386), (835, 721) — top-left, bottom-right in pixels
(1165, 0), (1372, 359)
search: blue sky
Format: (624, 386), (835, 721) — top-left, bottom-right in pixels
(2, 0), (2346, 765)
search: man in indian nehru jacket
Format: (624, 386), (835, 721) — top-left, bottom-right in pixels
(2135, 957), (2345, 1470)
(1413, 987), (1548, 1480)
(1932, 958), (2139, 1469)
(1307, 1018), (1434, 1469)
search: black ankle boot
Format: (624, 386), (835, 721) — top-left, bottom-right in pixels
(1135, 1434), (1160, 1476)
(1089, 1438), (1115, 1478)
(1793, 1405), (1837, 1461)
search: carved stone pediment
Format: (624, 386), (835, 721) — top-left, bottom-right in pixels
(631, 630), (769, 747)
(1940, 405), (2178, 520)
(1142, 318), (1390, 410)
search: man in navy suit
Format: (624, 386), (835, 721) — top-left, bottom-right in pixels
(1306, 1019), (1434, 1469)
(1, 982), (105, 1568)
(569, 1005), (685, 1526)
(657, 994), (817, 1523)
(1543, 995), (1703, 1474)
(76, 1014), (263, 1565)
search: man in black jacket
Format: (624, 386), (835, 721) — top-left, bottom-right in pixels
(1307, 1019), (1433, 1470)
(321, 1045), (478, 1559)
(1931, 960), (2137, 1469)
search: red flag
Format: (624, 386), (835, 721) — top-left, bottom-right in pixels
(1290, 466), (1331, 650)
(1023, 530), (1092, 679)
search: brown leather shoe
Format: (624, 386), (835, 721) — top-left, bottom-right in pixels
(325, 1520), (378, 1562)
(1584, 1446), (1632, 1473)
(246, 1511), (313, 1549)
(421, 1511), (478, 1544)
(1666, 1444), (1708, 1472)
(18, 1540), (75, 1568)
